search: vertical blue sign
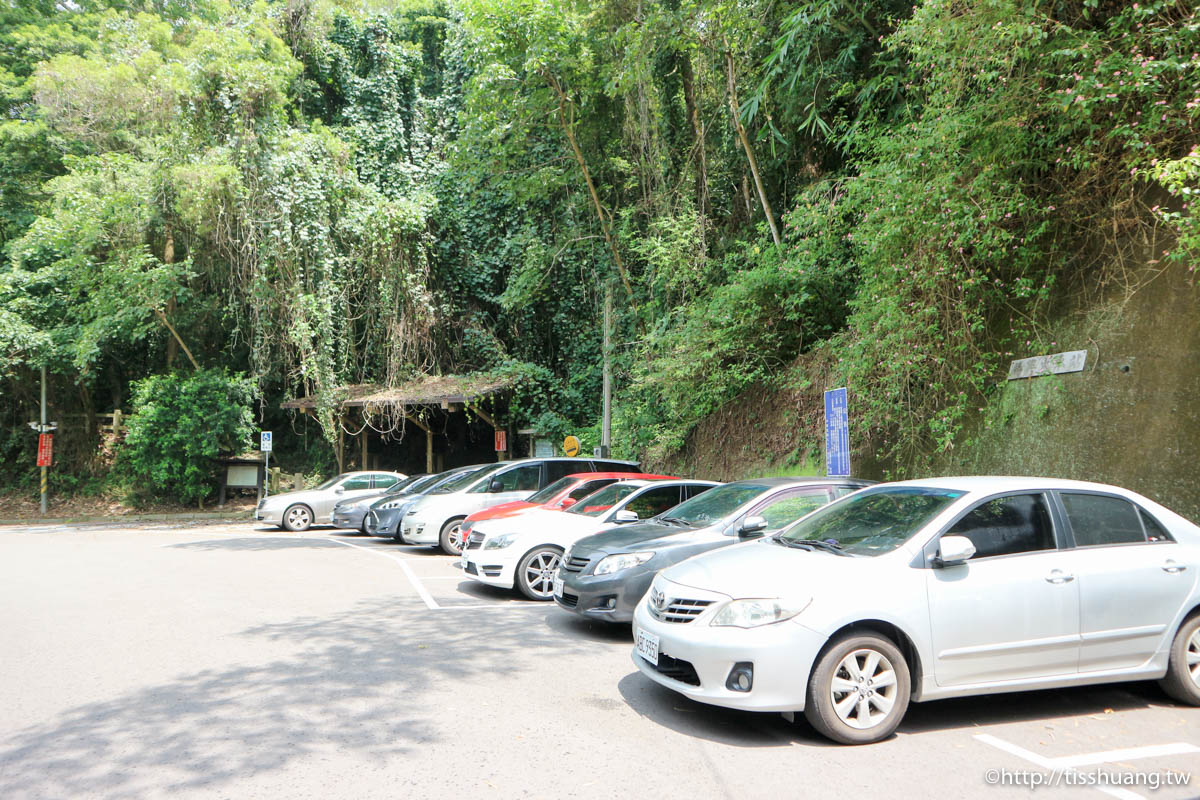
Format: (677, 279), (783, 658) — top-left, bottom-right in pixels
(824, 388), (850, 477)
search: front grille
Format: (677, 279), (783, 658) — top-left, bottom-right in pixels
(651, 653), (701, 686)
(465, 562), (479, 576)
(465, 532), (485, 550)
(561, 554), (591, 573)
(558, 591), (579, 608)
(649, 597), (714, 624)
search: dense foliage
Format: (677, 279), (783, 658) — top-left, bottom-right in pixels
(0, 0), (1196, 499)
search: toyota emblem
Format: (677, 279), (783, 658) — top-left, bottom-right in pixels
(651, 588), (667, 612)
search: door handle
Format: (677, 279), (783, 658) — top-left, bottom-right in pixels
(1045, 570), (1075, 584)
(1162, 561), (1187, 574)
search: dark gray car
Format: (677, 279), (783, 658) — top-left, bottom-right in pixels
(554, 477), (874, 623)
(365, 466), (484, 540)
(331, 473), (428, 532)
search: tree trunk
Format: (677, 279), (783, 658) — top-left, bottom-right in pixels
(164, 231), (178, 368)
(542, 70), (639, 315)
(680, 53), (709, 220)
(724, 46), (782, 250)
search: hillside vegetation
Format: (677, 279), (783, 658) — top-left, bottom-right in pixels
(0, 0), (1197, 502)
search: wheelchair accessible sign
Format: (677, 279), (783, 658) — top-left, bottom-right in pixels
(824, 388), (850, 477)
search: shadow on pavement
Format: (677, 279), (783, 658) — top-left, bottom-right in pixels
(0, 600), (594, 799)
(168, 537), (344, 551)
(543, 610), (632, 644)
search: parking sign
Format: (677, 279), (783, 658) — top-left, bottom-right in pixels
(260, 431), (272, 452)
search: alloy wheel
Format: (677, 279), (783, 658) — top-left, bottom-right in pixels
(285, 505), (312, 531)
(829, 648), (899, 730)
(1188, 628), (1200, 688)
(522, 551), (561, 599)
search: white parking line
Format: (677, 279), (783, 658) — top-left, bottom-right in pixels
(320, 537), (441, 610)
(975, 733), (1199, 799)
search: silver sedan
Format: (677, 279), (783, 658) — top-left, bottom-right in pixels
(256, 471), (406, 531)
(632, 477), (1200, 744)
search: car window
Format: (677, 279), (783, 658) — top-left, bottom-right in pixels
(594, 460), (640, 472)
(1062, 493), (1146, 546)
(755, 490), (832, 533)
(567, 478), (617, 502)
(946, 494), (1056, 558)
(1140, 510), (1174, 543)
(833, 485), (862, 498)
(780, 486), (966, 556)
(545, 461), (580, 484)
(316, 473), (349, 490)
(396, 473), (444, 495)
(681, 484), (715, 501)
(341, 476), (373, 491)
(369, 473), (399, 489)
(437, 463), (504, 494)
(486, 463), (540, 492)
(624, 486), (681, 519)
(568, 483), (641, 516)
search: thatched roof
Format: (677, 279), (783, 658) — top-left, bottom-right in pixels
(281, 373), (513, 410)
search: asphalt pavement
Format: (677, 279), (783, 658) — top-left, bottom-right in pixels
(0, 522), (1196, 799)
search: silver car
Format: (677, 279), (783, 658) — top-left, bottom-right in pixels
(632, 477), (1200, 744)
(331, 474), (428, 532)
(255, 471), (406, 531)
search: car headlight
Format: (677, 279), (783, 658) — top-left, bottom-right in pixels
(710, 598), (810, 628)
(378, 499), (407, 510)
(593, 552), (655, 576)
(483, 534), (516, 550)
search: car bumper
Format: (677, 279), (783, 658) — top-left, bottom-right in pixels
(255, 508), (281, 525)
(460, 548), (518, 589)
(631, 595), (827, 712)
(555, 564), (653, 623)
(402, 518), (437, 545)
(331, 509), (367, 529)
(366, 508), (404, 537)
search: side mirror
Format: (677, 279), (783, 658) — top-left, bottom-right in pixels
(488, 478), (505, 493)
(738, 515), (768, 539)
(614, 509), (639, 523)
(560, 497), (577, 508)
(936, 535), (976, 567)
(335, 486), (345, 494)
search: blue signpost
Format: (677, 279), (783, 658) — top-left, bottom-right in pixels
(824, 388), (850, 477)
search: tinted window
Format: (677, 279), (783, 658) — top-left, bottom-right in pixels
(1062, 493), (1146, 546)
(946, 494), (1055, 558)
(567, 478), (616, 502)
(341, 476), (372, 490)
(682, 484), (715, 501)
(568, 483), (641, 516)
(545, 461), (580, 484)
(594, 461), (640, 472)
(369, 474), (400, 489)
(756, 490), (831, 533)
(1140, 510), (1174, 543)
(625, 486), (681, 519)
(526, 476), (575, 505)
(834, 485), (862, 498)
(488, 463), (540, 492)
(780, 486), (965, 556)
(434, 463), (503, 494)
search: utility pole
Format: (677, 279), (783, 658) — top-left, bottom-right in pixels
(601, 283), (612, 458)
(40, 365), (47, 515)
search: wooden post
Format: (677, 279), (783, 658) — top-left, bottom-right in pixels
(336, 419), (345, 473)
(403, 411), (434, 473)
(469, 404), (505, 461)
(360, 427), (368, 471)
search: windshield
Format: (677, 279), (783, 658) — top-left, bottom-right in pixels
(567, 483), (640, 517)
(430, 463), (503, 494)
(384, 473), (435, 496)
(661, 482), (771, 526)
(778, 486), (966, 556)
(526, 476), (575, 505)
(315, 473), (349, 491)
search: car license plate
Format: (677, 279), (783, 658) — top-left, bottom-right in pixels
(553, 575), (564, 597)
(635, 629), (659, 664)
(460, 553), (468, 569)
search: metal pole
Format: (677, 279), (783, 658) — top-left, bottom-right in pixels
(40, 364), (47, 515)
(263, 450), (270, 499)
(601, 282), (612, 457)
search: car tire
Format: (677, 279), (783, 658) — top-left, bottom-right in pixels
(1158, 613), (1200, 705)
(804, 631), (911, 745)
(438, 517), (467, 555)
(282, 504), (314, 532)
(515, 546), (563, 601)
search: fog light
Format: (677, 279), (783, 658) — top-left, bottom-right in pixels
(725, 662), (754, 692)
(602, 596), (616, 610)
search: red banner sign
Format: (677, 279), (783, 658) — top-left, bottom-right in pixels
(36, 434), (53, 467)
(494, 430), (507, 452)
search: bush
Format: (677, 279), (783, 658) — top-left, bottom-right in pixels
(120, 369), (258, 506)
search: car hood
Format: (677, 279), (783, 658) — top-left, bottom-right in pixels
(574, 519), (707, 552)
(661, 538), (871, 600)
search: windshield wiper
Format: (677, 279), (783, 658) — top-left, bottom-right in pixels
(773, 536), (815, 550)
(801, 539), (851, 556)
(659, 516), (692, 527)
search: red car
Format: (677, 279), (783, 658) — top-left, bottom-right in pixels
(459, 472), (678, 540)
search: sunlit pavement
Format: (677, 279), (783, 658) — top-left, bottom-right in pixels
(0, 522), (1197, 800)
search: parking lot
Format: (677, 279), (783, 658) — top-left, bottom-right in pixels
(0, 521), (1197, 799)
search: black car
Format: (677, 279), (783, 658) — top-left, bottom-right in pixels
(554, 477), (874, 622)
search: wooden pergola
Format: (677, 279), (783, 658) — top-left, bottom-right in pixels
(281, 374), (514, 473)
